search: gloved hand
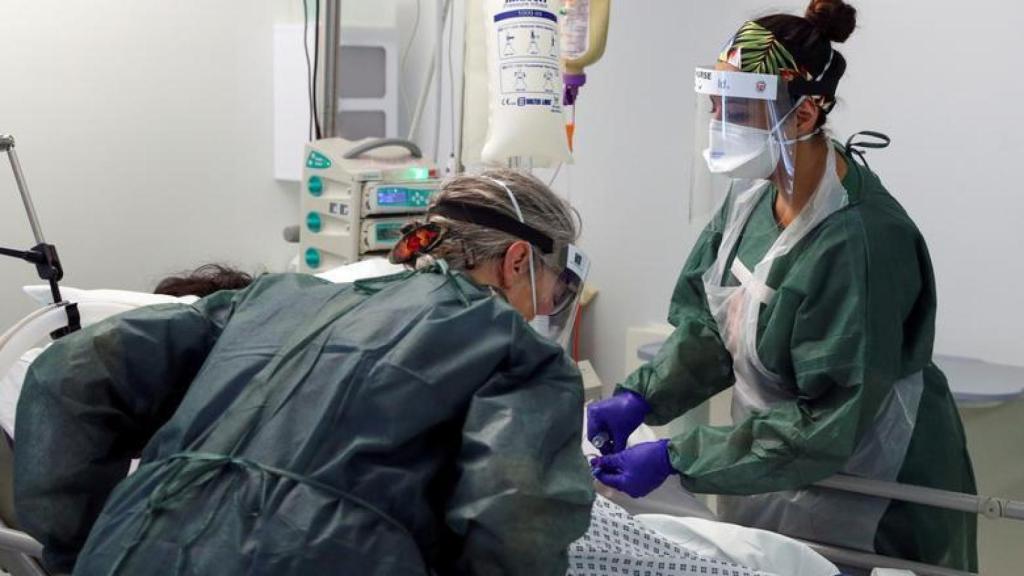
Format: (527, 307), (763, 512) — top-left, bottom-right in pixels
(586, 390), (650, 455)
(590, 439), (675, 498)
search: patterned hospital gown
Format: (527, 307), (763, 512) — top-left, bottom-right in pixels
(567, 496), (776, 576)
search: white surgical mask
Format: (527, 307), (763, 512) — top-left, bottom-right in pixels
(529, 314), (551, 338)
(703, 120), (781, 180)
(702, 96), (817, 180)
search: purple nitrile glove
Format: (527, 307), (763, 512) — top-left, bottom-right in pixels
(590, 439), (675, 498)
(586, 390), (650, 455)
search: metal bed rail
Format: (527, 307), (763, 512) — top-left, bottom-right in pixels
(794, 473), (1024, 575)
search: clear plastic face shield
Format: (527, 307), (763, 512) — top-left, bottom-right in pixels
(530, 244), (591, 349)
(690, 66), (805, 221)
(481, 177), (590, 350)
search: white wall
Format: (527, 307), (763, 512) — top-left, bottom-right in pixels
(0, 0), (452, 332)
(824, 0), (1024, 366)
(573, 0), (1024, 386)
(0, 1), (298, 331)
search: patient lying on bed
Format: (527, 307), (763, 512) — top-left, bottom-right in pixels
(0, 264), (253, 439)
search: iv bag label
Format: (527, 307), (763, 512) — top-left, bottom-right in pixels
(494, 10), (557, 23)
(560, 0), (591, 60)
(306, 151), (332, 170)
(494, 1), (562, 114)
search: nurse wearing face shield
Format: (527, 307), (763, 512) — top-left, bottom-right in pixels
(588, 0), (978, 571)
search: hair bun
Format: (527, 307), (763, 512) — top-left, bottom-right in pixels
(805, 0), (857, 43)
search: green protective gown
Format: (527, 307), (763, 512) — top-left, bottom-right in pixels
(14, 269), (594, 575)
(621, 146), (977, 571)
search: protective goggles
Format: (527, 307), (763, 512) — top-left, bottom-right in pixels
(545, 243), (589, 318)
(535, 242), (590, 349)
(389, 199), (590, 348)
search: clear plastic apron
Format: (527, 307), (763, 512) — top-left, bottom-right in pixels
(703, 148), (924, 552)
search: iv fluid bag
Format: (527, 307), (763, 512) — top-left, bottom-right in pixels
(481, 0), (572, 166)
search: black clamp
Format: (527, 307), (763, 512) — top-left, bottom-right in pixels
(0, 242), (81, 338)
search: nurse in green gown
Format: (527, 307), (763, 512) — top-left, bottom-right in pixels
(15, 170), (595, 576)
(587, 0), (977, 571)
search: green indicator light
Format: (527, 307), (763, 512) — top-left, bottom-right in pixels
(407, 167), (430, 181)
(308, 176), (323, 197)
(306, 212), (322, 233)
(304, 248), (321, 269)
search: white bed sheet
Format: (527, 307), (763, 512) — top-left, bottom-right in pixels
(582, 420), (839, 576)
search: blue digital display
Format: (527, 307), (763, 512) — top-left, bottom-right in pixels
(377, 188), (410, 206)
(376, 186), (434, 208)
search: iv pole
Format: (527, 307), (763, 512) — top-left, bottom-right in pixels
(0, 134), (79, 338)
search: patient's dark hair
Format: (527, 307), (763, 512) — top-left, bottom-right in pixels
(154, 264), (254, 298)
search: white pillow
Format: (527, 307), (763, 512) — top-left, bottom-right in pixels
(23, 285), (199, 307)
(314, 258), (406, 284)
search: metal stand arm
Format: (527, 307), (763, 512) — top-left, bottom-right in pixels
(1, 134), (79, 337)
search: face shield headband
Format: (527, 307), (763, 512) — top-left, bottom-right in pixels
(719, 20), (842, 113)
